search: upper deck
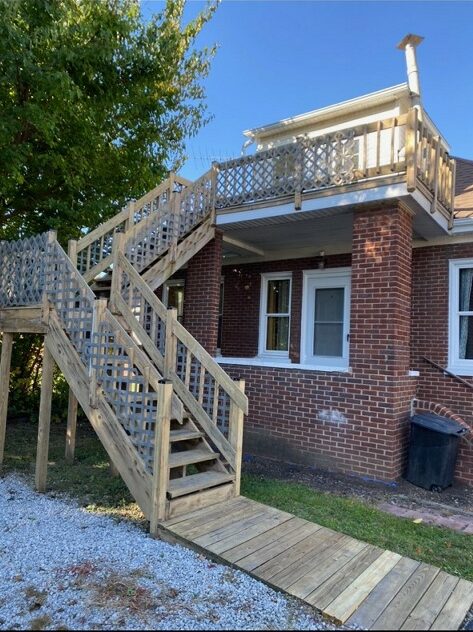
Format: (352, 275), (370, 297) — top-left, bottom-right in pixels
(214, 105), (455, 234)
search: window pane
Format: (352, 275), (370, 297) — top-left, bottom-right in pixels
(314, 323), (343, 357)
(459, 269), (473, 311)
(267, 279), (290, 314)
(315, 288), (344, 321)
(167, 285), (184, 321)
(459, 315), (473, 359)
(266, 316), (289, 351)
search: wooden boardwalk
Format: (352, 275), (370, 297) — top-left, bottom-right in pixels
(160, 496), (473, 630)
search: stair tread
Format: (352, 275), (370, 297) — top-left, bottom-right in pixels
(168, 472), (235, 498)
(170, 429), (204, 442)
(169, 447), (218, 468)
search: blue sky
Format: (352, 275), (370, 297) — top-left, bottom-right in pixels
(141, 1), (473, 180)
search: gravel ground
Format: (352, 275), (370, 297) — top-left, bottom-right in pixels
(0, 475), (338, 631)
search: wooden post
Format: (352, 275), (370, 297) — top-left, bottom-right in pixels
(110, 232), (126, 313)
(228, 379), (245, 496)
(449, 159), (456, 230)
(0, 332), (13, 471)
(210, 162), (219, 223)
(164, 308), (178, 380)
(35, 340), (55, 492)
(125, 200), (136, 232)
(294, 138), (303, 211)
(109, 461), (120, 477)
(406, 107), (418, 192)
(430, 136), (441, 214)
(89, 298), (107, 408)
(150, 380), (173, 535)
(65, 390), (78, 464)
(169, 181), (180, 264)
(68, 239), (78, 266)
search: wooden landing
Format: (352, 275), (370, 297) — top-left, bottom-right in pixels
(160, 496), (473, 630)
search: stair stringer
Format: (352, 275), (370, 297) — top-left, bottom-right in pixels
(140, 218), (215, 291)
(46, 309), (154, 519)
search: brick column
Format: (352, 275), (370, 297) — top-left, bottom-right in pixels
(183, 231), (222, 356)
(350, 204), (415, 479)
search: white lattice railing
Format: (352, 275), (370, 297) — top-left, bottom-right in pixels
(111, 250), (247, 471)
(0, 233), (53, 307)
(74, 174), (190, 282)
(123, 169), (215, 276)
(214, 111), (455, 224)
(0, 233), (179, 481)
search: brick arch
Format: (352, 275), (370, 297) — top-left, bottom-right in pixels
(412, 398), (471, 432)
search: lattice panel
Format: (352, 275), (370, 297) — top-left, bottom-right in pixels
(125, 206), (174, 274)
(178, 172), (214, 237)
(215, 131), (359, 209)
(46, 242), (95, 363)
(90, 316), (159, 474)
(76, 222), (126, 276)
(0, 233), (50, 307)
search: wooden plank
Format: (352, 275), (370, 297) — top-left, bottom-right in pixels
(166, 482), (235, 520)
(254, 527), (338, 582)
(371, 563), (439, 630)
(169, 447), (218, 468)
(194, 506), (278, 547)
(150, 381), (173, 535)
(347, 557), (420, 629)
(169, 428), (203, 442)
(224, 516), (311, 565)
(324, 550), (402, 623)
(287, 537), (367, 599)
(209, 510), (294, 556)
(65, 389), (78, 463)
(0, 332), (13, 470)
(35, 340), (55, 493)
(168, 472), (235, 498)
(0, 307), (48, 333)
(406, 107), (418, 192)
(401, 571), (459, 630)
(163, 496), (249, 527)
(175, 500), (265, 539)
(268, 531), (347, 590)
(307, 544), (383, 610)
(430, 578), (473, 631)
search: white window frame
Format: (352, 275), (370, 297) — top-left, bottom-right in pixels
(300, 268), (351, 369)
(163, 278), (185, 320)
(448, 259), (473, 375)
(258, 272), (292, 359)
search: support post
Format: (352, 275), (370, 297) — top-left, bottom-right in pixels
(89, 298), (108, 408)
(35, 340), (55, 492)
(169, 180), (180, 264)
(406, 107), (418, 192)
(150, 380), (173, 535)
(0, 332), (13, 471)
(430, 136), (441, 214)
(110, 232), (126, 313)
(228, 379), (245, 496)
(65, 390), (78, 464)
(109, 461), (120, 477)
(164, 308), (178, 380)
(68, 239), (78, 266)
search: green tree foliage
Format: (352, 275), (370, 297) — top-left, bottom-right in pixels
(0, 0), (217, 242)
(0, 0), (217, 422)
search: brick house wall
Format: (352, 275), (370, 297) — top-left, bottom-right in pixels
(181, 206), (473, 485)
(412, 243), (473, 485)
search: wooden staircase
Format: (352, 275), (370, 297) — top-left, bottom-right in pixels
(0, 169), (248, 532)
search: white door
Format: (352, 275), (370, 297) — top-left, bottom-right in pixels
(302, 270), (351, 369)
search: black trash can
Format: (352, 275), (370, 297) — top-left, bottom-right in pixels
(406, 413), (468, 491)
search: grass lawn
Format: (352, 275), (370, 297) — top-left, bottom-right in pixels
(3, 418), (473, 582)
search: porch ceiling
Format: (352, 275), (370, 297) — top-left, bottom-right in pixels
(220, 203), (426, 263)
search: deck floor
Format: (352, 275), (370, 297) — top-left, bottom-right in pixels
(161, 496), (473, 630)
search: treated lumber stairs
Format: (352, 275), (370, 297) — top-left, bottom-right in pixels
(0, 170), (248, 531)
